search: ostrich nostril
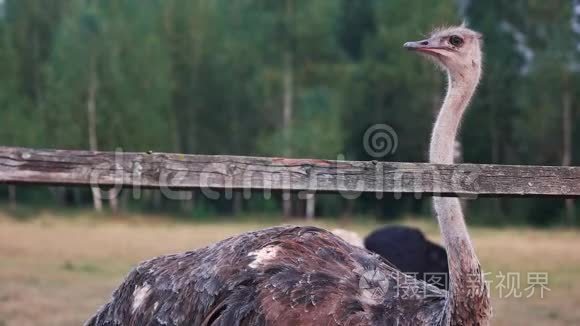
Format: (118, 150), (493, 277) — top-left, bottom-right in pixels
(420, 41), (429, 46)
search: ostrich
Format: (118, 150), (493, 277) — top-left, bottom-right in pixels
(87, 26), (491, 326)
(364, 226), (449, 289)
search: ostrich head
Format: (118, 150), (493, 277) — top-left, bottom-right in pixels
(404, 26), (483, 79)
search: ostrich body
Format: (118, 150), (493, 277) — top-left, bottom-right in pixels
(88, 226), (446, 325)
(87, 26), (491, 326)
(364, 226), (449, 289)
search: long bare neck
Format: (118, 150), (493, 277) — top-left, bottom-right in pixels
(430, 71), (479, 164)
(431, 64), (490, 323)
(431, 68), (479, 282)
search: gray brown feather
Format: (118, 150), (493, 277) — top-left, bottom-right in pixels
(86, 226), (449, 326)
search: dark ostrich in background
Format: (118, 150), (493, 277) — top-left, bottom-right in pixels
(86, 26), (491, 326)
(364, 226), (449, 289)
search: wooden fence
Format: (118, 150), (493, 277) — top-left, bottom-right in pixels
(1, 146), (579, 199)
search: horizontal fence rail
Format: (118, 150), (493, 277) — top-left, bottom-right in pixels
(1, 146), (579, 198)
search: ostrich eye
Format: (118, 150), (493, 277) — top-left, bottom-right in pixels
(449, 35), (464, 47)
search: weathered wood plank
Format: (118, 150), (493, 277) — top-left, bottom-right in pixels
(0, 146), (579, 198)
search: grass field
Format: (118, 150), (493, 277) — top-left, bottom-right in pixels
(1, 211), (579, 326)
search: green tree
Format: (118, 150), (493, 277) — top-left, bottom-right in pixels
(45, 0), (174, 211)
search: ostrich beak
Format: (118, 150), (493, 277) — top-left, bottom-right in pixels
(403, 39), (442, 54)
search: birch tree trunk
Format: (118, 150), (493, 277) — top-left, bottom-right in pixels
(305, 192), (316, 221)
(153, 190), (162, 210)
(562, 86), (575, 225)
(109, 189), (119, 214)
(87, 61), (103, 212)
(233, 191), (243, 216)
(8, 185), (16, 209)
(282, 0), (294, 218)
(490, 108), (503, 218)
(181, 191), (195, 212)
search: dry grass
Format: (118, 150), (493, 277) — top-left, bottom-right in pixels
(1, 212), (579, 326)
